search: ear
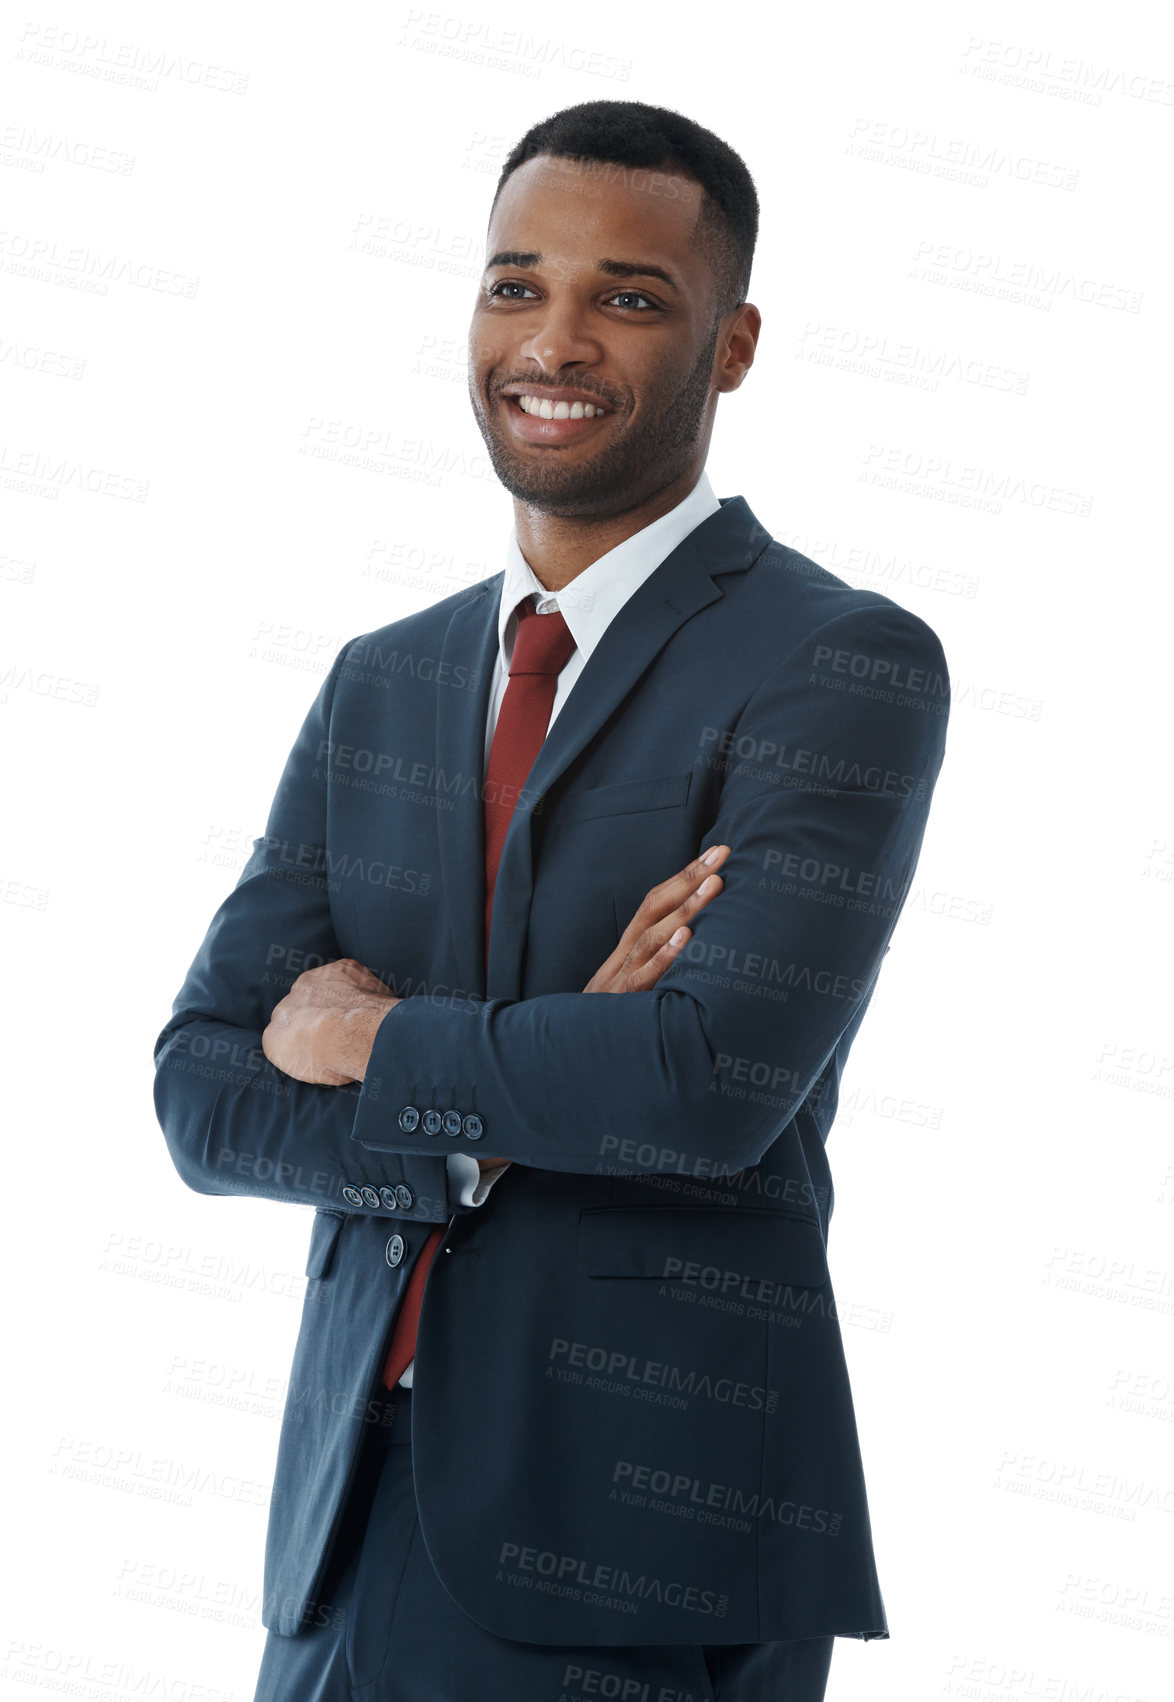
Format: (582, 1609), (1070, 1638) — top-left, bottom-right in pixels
(713, 302), (761, 395)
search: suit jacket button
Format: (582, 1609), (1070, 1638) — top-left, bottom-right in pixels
(342, 1185), (364, 1207)
(398, 1105), (420, 1133)
(379, 1186), (399, 1211)
(422, 1108), (443, 1136)
(395, 1184), (414, 1209)
(360, 1185), (380, 1208)
(385, 1234), (405, 1267)
(442, 1110), (463, 1137)
(462, 1113), (483, 1140)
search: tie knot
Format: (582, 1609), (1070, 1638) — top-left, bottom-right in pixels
(509, 595), (577, 677)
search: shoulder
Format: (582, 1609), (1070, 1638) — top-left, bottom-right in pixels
(740, 534), (950, 681)
(340, 573), (503, 668)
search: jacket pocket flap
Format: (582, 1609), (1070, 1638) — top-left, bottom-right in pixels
(577, 1207), (828, 1289)
(305, 1210), (345, 1280)
(555, 769), (693, 825)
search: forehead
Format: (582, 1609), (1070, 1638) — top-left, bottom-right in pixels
(487, 153), (707, 282)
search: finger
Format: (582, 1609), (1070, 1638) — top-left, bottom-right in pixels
(660, 844), (731, 903)
(617, 846), (731, 954)
(334, 958), (383, 984)
(589, 846), (733, 994)
(635, 845), (731, 921)
(623, 925), (691, 993)
(329, 958), (392, 996)
(623, 868), (726, 977)
(680, 869), (725, 919)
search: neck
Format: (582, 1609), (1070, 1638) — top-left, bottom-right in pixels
(513, 466), (704, 593)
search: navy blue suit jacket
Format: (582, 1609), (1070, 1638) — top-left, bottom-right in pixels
(153, 493), (950, 1645)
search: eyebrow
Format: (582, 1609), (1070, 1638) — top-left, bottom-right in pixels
(484, 250), (681, 295)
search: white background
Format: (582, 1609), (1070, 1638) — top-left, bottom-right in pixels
(2, 1), (1171, 1697)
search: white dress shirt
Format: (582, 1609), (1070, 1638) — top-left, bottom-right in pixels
(395, 468), (721, 1385)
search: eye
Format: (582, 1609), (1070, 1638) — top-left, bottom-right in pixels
(487, 280), (538, 300)
(485, 280), (661, 312)
(607, 290), (658, 312)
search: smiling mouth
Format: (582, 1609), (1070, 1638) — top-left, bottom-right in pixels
(499, 390), (618, 444)
(516, 393), (609, 419)
(504, 393), (612, 420)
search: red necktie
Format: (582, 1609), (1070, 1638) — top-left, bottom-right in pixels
(380, 594), (577, 1390)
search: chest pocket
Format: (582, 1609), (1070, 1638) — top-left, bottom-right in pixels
(551, 768), (693, 825)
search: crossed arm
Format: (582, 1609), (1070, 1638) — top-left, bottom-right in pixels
(259, 844), (734, 1168)
(155, 600), (948, 1202)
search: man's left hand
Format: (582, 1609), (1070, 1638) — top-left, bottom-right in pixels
(262, 958), (399, 1085)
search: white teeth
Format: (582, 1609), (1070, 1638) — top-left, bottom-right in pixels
(515, 394), (606, 419)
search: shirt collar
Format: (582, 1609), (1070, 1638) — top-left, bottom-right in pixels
(497, 468), (721, 668)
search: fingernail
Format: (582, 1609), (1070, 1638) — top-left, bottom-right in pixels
(702, 845), (721, 866)
(670, 927), (688, 946)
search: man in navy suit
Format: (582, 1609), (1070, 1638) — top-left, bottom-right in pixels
(155, 100), (950, 1700)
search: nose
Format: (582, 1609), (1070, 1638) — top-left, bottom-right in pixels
(517, 295), (603, 376)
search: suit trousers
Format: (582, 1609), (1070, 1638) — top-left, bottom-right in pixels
(252, 1381), (836, 1702)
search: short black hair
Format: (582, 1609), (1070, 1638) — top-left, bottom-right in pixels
(491, 100), (759, 322)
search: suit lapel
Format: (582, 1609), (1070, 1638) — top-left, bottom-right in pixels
(433, 584), (501, 1005)
(433, 495), (772, 1000)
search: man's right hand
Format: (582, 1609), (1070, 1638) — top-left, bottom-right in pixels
(582, 844), (731, 995)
